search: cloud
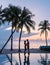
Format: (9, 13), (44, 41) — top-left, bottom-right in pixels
(4, 26), (39, 41)
(15, 32), (39, 41)
(5, 27), (12, 31)
(22, 32), (39, 37)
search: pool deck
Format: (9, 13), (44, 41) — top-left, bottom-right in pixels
(0, 48), (50, 54)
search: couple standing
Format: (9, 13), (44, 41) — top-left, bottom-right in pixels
(24, 39), (29, 54)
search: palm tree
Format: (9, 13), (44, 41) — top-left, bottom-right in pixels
(38, 20), (50, 46)
(1, 4), (21, 51)
(15, 7), (35, 51)
(8, 4), (21, 50)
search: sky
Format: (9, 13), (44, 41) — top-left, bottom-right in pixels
(0, 0), (50, 41)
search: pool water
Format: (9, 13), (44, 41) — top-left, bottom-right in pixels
(0, 12), (50, 65)
(0, 53), (50, 65)
(0, 40), (50, 65)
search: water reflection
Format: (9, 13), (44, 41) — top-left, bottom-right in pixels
(1, 53), (50, 65)
(18, 52), (22, 65)
(6, 53), (19, 65)
(6, 53), (13, 65)
(24, 53), (30, 65)
(15, 62), (19, 65)
(38, 53), (50, 65)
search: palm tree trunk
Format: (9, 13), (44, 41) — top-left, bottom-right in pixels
(11, 24), (13, 50)
(18, 28), (22, 51)
(0, 30), (15, 52)
(45, 31), (48, 46)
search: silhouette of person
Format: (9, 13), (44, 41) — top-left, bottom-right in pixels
(26, 39), (30, 54)
(24, 40), (27, 54)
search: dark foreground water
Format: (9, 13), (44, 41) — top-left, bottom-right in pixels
(0, 53), (50, 65)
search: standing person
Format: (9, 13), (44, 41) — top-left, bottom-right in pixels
(27, 39), (30, 54)
(24, 40), (27, 55)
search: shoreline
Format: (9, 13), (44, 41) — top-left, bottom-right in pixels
(0, 48), (50, 54)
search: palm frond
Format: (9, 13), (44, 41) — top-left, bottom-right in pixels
(40, 30), (44, 36)
(21, 7), (32, 19)
(38, 27), (44, 30)
(25, 23), (30, 34)
(26, 21), (35, 30)
(39, 21), (44, 26)
(9, 4), (21, 16)
(24, 7), (32, 14)
(47, 27), (50, 30)
(18, 6), (35, 34)
(28, 20), (35, 25)
(38, 20), (50, 31)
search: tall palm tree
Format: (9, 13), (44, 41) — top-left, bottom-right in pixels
(14, 7), (35, 51)
(38, 20), (50, 46)
(8, 4), (21, 50)
(1, 4), (21, 51)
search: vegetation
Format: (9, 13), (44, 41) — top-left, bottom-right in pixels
(38, 20), (50, 46)
(1, 4), (21, 50)
(0, 4), (35, 52)
(15, 7), (35, 51)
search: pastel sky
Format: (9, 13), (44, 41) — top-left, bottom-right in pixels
(0, 0), (50, 41)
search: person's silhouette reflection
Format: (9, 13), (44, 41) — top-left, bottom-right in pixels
(24, 40), (27, 55)
(24, 55), (27, 65)
(27, 55), (30, 65)
(24, 54), (30, 65)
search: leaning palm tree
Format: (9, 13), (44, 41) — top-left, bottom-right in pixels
(1, 5), (21, 51)
(14, 7), (35, 51)
(38, 20), (50, 46)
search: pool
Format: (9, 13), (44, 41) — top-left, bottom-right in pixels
(0, 53), (50, 65)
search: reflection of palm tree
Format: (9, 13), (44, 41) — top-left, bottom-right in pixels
(15, 62), (19, 65)
(38, 54), (48, 65)
(1, 4), (21, 50)
(19, 53), (22, 65)
(6, 54), (13, 65)
(6, 54), (19, 65)
(16, 7), (35, 51)
(11, 53), (13, 65)
(38, 20), (50, 46)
